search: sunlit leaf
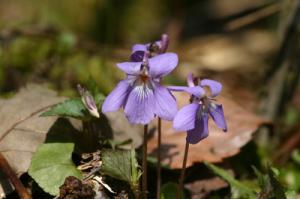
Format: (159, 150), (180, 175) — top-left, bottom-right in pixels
(101, 149), (141, 189)
(41, 98), (87, 118)
(29, 143), (82, 195)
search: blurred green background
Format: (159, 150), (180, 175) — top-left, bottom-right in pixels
(0, 0), (281, 96)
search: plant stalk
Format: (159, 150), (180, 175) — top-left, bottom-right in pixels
(156, 118), (162, 199)
(177, 140), (189, 199)
(142, 124), (148, 198)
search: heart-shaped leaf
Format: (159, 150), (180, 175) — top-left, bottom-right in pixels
(101, 149), (141, 190)
(41, 98), (88, 118)
(29, 143), (82, 195)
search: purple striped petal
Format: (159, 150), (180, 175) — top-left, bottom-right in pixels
(132, 44), (147, 52)
(149, 53), (178, 78)
(186, 113), (209, 144)
(200, 79), (222, 97)
(102, 81), (131, 113)
(130, 51), (145, 62)
(167, 86), (205, 98)
(173, 103), (199, 131)
(124, 85), (155, 124)
(117, 62), (142, 75)
(209, 103), (227, 132)
(154, 85), (177, 121)
(187, 73), (195, 87)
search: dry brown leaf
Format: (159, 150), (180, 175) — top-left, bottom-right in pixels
(0, 84), (65, 175)
(148, 92), (264, 169)
(185, 177), (228, 199)
(105, 111), (143, 149)
(0, 84), (65, 195)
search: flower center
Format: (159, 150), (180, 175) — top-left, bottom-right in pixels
(140, 74), (149, 83)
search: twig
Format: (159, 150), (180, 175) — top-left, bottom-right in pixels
(142, 125), (148, 198)
(156, 118), (162, 199)
(0, 153), (31, 199)
(177, 141), (189, 199)
(82, 167), (101, 181)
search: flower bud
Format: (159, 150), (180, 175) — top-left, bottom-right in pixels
(160, 33), (169, 53)
(77, 84), (100, 118)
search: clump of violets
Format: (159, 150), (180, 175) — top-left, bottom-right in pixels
(101, 33), (227, 198)
(170, 73), (227, 144)
(102, 35), (177, 124)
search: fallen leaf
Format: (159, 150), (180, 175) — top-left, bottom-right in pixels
(0, 84), (65, 194)
(105, 111), (143, 149)
(148, 92), (264, 169)
(185, 177), (228, 199)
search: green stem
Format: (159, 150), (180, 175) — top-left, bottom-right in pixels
(156, 118), (162, 199)
(177, 140), (189, 199)
(142, 125), (148, 198)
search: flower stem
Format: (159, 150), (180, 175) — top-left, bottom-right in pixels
(177, 140), (189, 199)
(142, 124), (148, 198)
(156, 118), (162, 199)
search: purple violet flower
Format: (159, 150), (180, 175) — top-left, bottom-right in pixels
(102, 52), (178, 124)
(130, 34), (169, 62)
(169, 74), (227, 144)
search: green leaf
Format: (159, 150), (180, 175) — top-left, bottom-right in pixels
(285, 189), (297, 199)
(252, 166), (268, 188)
(204, 162), (256, 199)
(291, 150), (300, 165)
(29, 143), (82, 195)
(268, 168), (286, 199)
(101, 149), (141, 188)
(41, 98), (87, 118)
(161, 182), (183, 199)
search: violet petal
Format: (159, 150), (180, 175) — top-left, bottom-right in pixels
(130, 51), (145, 62)
(124, 84), (155, 124)
(154, 85), (177, 121)
(167, 86), (205, 98)
(102, 80), (130, 113)
(160, 34), (169, 53)
(187, 73), (195, 87)
(200, 79), (222, 97)
(186, 113), (209, 144)
(117, 62), (142, 75)
(149, 53), (178, 78)
(132, 44), (147, 52)
(173, 103), (199, 131)
(209, 103), (227, 132)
